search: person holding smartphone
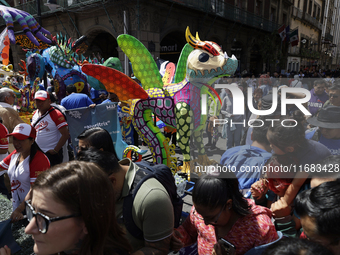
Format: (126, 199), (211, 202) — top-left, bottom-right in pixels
(171, 173), (278, 255)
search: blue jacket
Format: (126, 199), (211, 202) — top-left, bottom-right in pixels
(220, 145), (272, 191)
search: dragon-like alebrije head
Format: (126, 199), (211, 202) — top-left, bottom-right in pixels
(185, 27), (238, 84)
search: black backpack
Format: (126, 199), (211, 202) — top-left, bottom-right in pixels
(122, 161), (184, 240)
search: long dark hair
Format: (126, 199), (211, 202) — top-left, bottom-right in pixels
(32, 161), (132, 255)
(29, 138), (44, 164)
(192, 174), (250, 216)
(295, 180), (340, 245)
(262, 237), (333, 255)
(77, 127), (118, 159)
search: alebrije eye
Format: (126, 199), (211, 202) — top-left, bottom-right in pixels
(199, 53), (209, 63)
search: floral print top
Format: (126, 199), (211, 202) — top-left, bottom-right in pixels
(176, 199), (278, 255)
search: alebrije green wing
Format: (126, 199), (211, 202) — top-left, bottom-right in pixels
(173, 43), (193, 83)
(117, 34), (163, 90)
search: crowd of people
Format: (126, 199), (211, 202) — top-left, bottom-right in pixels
(0, 68), (340, 255)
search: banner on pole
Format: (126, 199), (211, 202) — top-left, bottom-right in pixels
(65, 102), (128, 159)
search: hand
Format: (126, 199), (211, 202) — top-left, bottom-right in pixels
(212, 242), (222, 255)
(271, 197), (291, 218)
(0, 246), (11, 255)
(89, 104), (96, 108)
(0, 6), (51, 46)
(170, 229), (184, 252)
(47, 149), (58, 155)
(10, 208), (24, 222)
(250, 179), (268, 200)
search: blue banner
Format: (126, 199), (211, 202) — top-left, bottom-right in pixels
(65, 102), (128, 160)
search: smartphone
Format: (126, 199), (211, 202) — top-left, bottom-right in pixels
(218, 238), (236, 255)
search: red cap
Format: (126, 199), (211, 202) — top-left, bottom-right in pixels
(34, 90), (50, 101)
(7, 123), (36, 140)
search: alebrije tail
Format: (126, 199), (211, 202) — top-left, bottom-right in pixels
(133, 101), (177, 171)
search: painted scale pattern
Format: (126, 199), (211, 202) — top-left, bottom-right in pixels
(173, 83), (201, 130)
(82, 64), (149, 101)
(117, 34), (163, 91)
(133, 98), (177, 169)
(174, 43), (193, 83)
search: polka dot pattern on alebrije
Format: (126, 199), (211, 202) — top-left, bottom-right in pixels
(117, 34), (163, 90)
(82, 64), (149, 101)
(174, 43), (193, 83)
(175, 102), (192, 162)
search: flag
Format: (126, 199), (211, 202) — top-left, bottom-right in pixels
(278, 24), (286, 41)
(0, 28), (10, 65)
(290, 29), (299, 46)
(285, 25), (290, 43)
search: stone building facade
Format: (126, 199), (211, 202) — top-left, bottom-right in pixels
(4, 0), (291, 75)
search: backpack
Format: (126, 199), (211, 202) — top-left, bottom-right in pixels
(122, 161), (184, 240)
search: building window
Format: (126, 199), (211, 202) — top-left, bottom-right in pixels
(282, 13), (287, 25)
(308, 0), (312, 14)
(297, 0), (300, 8)
(256, 0), (262, 16)
(270, 7), (276, 21)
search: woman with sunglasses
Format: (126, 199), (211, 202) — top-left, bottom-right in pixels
(172, 173), (278, 255)
(23, 160), (131, 255)
(0, 123), (50, 222)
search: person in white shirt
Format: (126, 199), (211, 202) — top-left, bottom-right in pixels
(31, 91), (69, 166)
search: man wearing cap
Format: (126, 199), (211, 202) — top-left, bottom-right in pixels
(306, 106), (340, 155)
(0, 87), (24, 135)
(32, 90), (69, 166)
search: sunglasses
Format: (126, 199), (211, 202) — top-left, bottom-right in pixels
(329, 94), (339, 98)
(25, 200), (81, 234)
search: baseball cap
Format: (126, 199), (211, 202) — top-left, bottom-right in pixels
(34, 90), (50, 101)
(7, 123), (36, 140)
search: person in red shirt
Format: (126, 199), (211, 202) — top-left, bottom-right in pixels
(0, 123), (50, 222)
(0, 117), (9, 198)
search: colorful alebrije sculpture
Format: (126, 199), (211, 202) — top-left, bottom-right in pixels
(25, 34), (92, 99)
(0, 5), (51, 46)
(81, 27), (238, 179)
